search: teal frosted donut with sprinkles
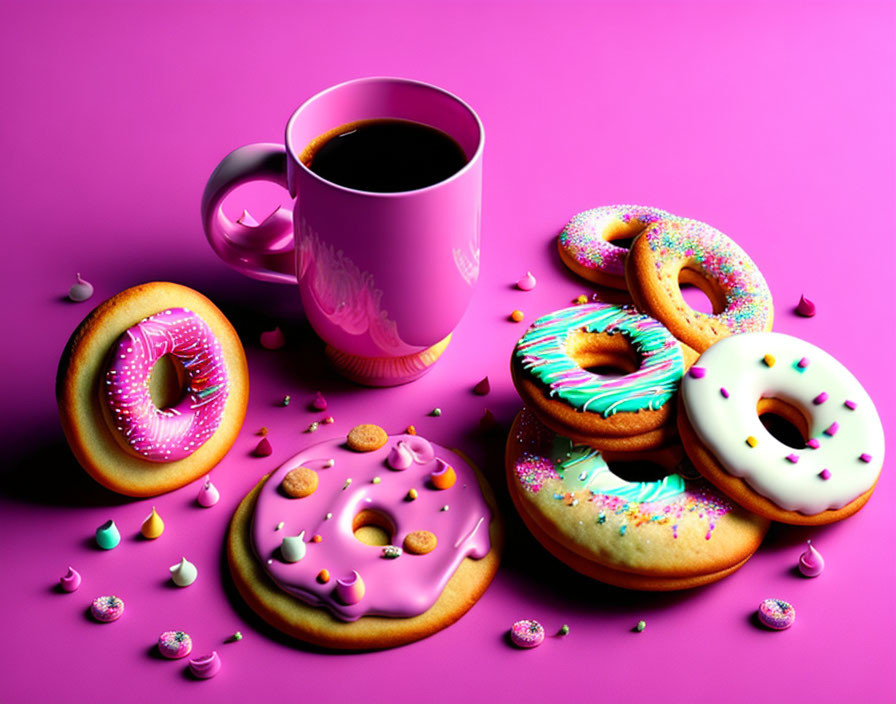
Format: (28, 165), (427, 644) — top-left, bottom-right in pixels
(511, 303), (691, 451)
(625, 217), (774, 353)
(558, 205), (674, 290)
(505, 409), (770, 590)
(678, 331), (885, 526)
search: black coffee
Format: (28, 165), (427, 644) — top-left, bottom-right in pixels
(303, 119), (467, 193)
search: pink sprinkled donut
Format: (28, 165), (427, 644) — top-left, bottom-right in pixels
(758, 598), (795, 630)
(90, 595), (124, 622)
(158, 630), (193, 658)
(558, 205), (673, 290)
(57, 282), (248, 497)
(104, 308), (229, 462)
(510, 619), (545, 648)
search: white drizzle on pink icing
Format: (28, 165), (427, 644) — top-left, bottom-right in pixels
(103, 308), (229, 462)
(251, 433), (492, 622)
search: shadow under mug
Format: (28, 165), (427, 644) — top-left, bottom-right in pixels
(200, 77), (484, 386)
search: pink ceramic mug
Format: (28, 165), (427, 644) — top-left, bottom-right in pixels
(201, 77), (483, 386)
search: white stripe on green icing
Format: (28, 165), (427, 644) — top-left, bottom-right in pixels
(551, 436), (686, 502)
(516, 304), (684, 417)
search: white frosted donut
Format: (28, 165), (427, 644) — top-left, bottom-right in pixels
(680, 332), (884, 520)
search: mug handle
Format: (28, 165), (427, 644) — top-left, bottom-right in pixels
(200, 143), (297, 284)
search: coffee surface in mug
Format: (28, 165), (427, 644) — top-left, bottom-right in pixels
(301, 118), (467, 193)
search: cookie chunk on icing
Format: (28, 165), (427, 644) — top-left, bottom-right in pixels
(251, 432), (492, 622)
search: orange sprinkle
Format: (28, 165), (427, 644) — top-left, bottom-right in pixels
(510, 310), (524, 322)
(574, 294), (588, 305)
(405, 425), (417, 435)
(746, 436), (758, 448)
(311, 534), (322, 543)
(258, 427), (268, 435)
(763, 354), (776, 368)
(317, 569), (330, 584)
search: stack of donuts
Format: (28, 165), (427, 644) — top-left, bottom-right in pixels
(506, 205), (884, 590)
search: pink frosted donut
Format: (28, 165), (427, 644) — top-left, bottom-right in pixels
(558, 205), (674, 289)
(158, 630), (193, 658)
(90, 595), (124, 622)
(510, 619), (545, 648)
(103, 308), (229, 462)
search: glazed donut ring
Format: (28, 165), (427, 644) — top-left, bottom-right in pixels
(625, 217), (773, 353)
(506, 410), (769, 590)
(558, 205), (673, 290)
(678, 331), (884, 525)
(511, 303), (697, 451)
(57, 282), (248, 497)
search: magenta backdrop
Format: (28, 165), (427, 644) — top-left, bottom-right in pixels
(2, 1), (894, 702)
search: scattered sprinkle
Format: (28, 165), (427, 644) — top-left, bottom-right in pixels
(306, 421), (319, 433)
(253, 437), (273, 457)
(382, 545), (402, 559)
(720, 387), (729, 398)
(786, 453), (800, 463)
(819, 469), (831, 480)
(322, 459), (335, 468)
(431, 408), (442, 417)
(257, 427), (268, 435)
(275, 522), (284, 531)
(574, 294), (588, 305)
(317, 569), (330, 584)
(510, 309), (525, 322)
(807, 438), (820, 449)
(516, 271), (537, 291)
(281, 395), (291, 406)
(325, 512), (332, 520)
(226, 632), (243, 643)
(763, 354), (776, 368)
(407, 489), (418, 501)
(813, 392), (828, 405)
(635, 620), (646, 633)
(558, 624), (570, 636)
(372, 477), (381, 484)
(798, 357), (810, 368)
(844, 400), (857, 410)
(342, 478), (352, 490)
(688, 366), (706, 379)
(795, 295), (816, 317)
(323, 416), (335, 424)
(68, 273), (94, 302)
(405, 425), (417, 435)
(746, 436), (758, 448)
(310, 392), (328, 411)
(440, 505), (450, 512)
(479, 408), (498, 432)
(860, 453), (872, 463)
(473, 377), (491, 395)
(311, 534), (322, 543)
(824, 422), (839, 436)
(259, 327), (286, 350)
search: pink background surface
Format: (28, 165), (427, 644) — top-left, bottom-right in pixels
(2, 1), (894, 702)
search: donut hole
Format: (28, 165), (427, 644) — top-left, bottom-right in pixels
(605, 460), (671, 484)
(603, 220), (650, 250)
(678, 267), (726, 315)
(352, 509), (394, 547)
(567, 331), (640, 378)
(757, 397), (810, 449)
(148, 354), (187, 409)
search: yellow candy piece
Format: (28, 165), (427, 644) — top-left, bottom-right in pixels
(140, 507), (164, 539)
(763, 354), (776, 367)
(510, 310), (524, 322)
(574, 294), (588, 305)
(746, 436), (758, 448)
(407, 488), (418, 501)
